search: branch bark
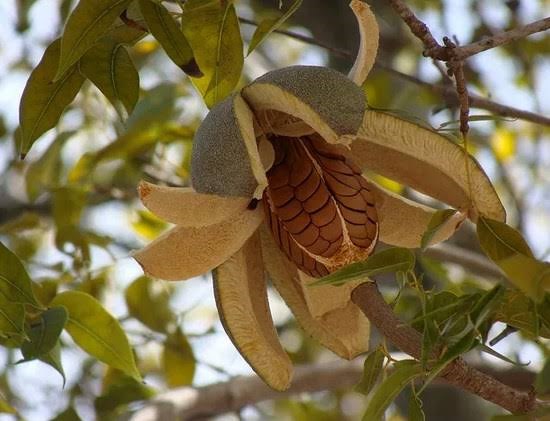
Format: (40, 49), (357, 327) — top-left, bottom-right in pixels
(388, 0), (550, 61)
(123, 356), (536, 420)
(454, 17), (550, 60)
(351, 282), (539, 415)
(124, 360), (362, 421)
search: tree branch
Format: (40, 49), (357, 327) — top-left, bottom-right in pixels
(387, 0), (550, 138)
(351, 282), (539, 415)
(239, 17), (550, 127)
(423, 243), (503, 280)
(454, 17), (550, 60)
(124, 360), (362, 421)
(387, 0), (550, 61)
(377, 63), (550, 126)
(123, 356), (536, 420)
(387, 0), (441, 54)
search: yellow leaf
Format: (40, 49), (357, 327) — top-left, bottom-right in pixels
(162, 329), (196, 387)
(181, 0), (243, 107)
(138, 0), (201, 76)
(491, 127), (516, 161)
(55, 0), (133, 79)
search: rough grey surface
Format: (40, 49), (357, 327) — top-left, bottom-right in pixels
(245, 66), (366, 136)
(191, 95), (257, 197)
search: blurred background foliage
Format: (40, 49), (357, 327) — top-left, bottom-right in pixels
(0, 0), (549, 419)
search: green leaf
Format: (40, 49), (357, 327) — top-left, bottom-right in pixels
(247, 0), (302, 55)
(18, 39), (84, 157)
(477, 217), (533, 258)
(477, 217), (550, 299)
(0, 241), (39, 306)
(492, 290), (549, 338)
(68, 84), (187, 183)
(138, 0), (201, 77)
(536, 358), (550, 394)
(39, 340), (66, 385)
(94, 371), (155, 414)
(21, 307), (67, 361)
(0, 293), (25, 340)
(25, 131), (74, 201)
(50, 406), (82, 421)
(362, 360), (423, 421)
(470, 284), (506, 329)
(311, 247), (415, 286)
(52, 186), (87, 230)
(162, 329), (196, 387)
(408, 391), (425, 421)
(32, 279), (59, 307)
(0, 212), (41, 235)
(354, 346), (385, 396)
(491, 406), (550, 421)
(0, 396), (16, 414)
(478, 343), (529, 367)
(181, 0), (243, 107)
(420, 332), (477, 393)
(125, 276), (174, 333)
(418, 286), (504, 391)
(51, 291), (141, 381)
(411, 293), (474, 328)
(79, 37), (140, 116)
(420, 209), (458, 250)
(55, 0), (133, 80)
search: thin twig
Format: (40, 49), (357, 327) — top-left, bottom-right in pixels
(423, 243), (503, 280)
(387, 0), (442, 54)
(351, 282), (539, 414)
(387, 0), (473, 137)
(455, 16), (550, 60)
(238, 17), (351, 59)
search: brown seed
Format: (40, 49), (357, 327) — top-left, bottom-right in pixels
(326, 170), (362, 189)
(268, 164), (290, 189)
(284, 210), (311, 234)
(336, 192), (368, 211)
(318, 156), (355, 175)
(322, 239), (343, 257)
(306, 237), (331, 255)
(277, 199), (303, 221)
(310, 201), (338, 227)
(270, 185), (294, 207)
(292, 223), (320, 247)
(324, 172), (358, 196)
(289, 153), (313, 187)
(303, 184), (331, 213)
(339, 206), (367, 225)
(319, 219), (342, 242)
(295, 172), (321, 202)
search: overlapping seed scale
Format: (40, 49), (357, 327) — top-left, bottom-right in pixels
(262, 192), (329, 278)
(304, 136), (378, 249)
(265, 136), (344, 260)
